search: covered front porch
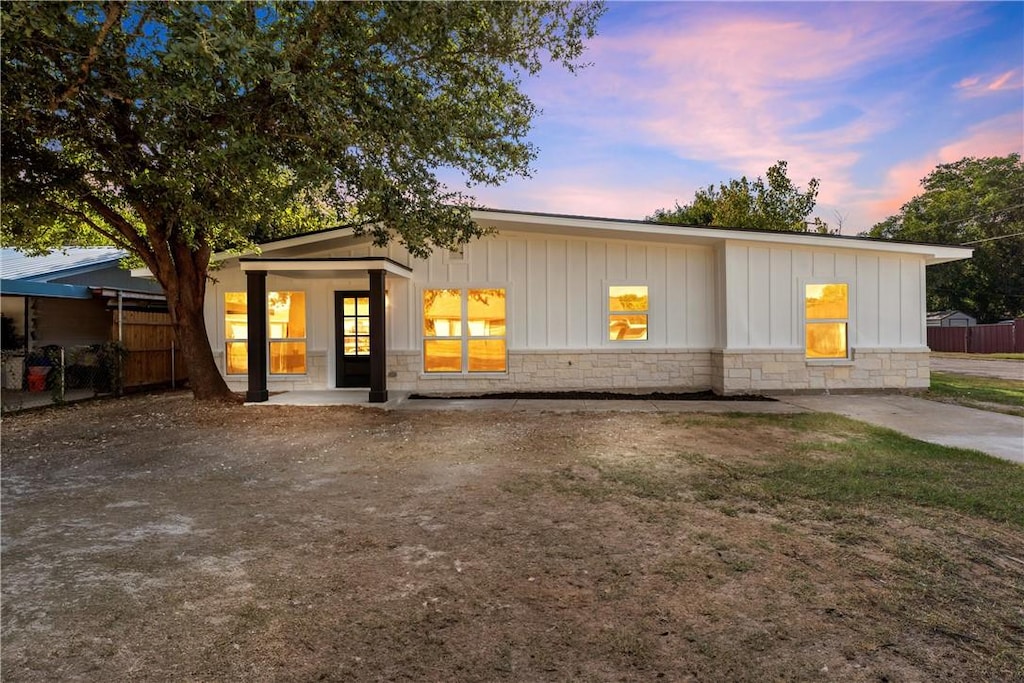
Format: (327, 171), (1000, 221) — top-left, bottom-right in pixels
(239, 257), (412, 404)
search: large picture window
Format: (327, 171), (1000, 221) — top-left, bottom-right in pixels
(805, 283), (848, 359)
(423, 288), (506, 373)
(224, 291), (307, 375)
(608, 285), (649, 341)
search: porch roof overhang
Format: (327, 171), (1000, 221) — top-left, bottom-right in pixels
(238, 257), (412, 279)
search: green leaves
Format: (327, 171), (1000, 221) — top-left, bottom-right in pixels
(866, 155), (1023, 322)
(1, 1), (604, 399)
(648, 161), (824, 233)
(2, 1), (605, 261)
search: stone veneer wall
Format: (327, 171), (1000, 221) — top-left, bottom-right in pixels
(388, 349), (713, 394)
(220, 347), (928, 395)
(711, 348), (930, 395)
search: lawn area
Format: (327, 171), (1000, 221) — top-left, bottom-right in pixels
(2, 394), (1022, 681)
(932, 352), (1024, 361)
(928, 371), (1024, 416)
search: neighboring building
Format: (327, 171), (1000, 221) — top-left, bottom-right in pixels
(926, 310), (977, 327)
(186, 209), (973, 401)
(0, 248), (177, 390)
(0, 247), (164, 349)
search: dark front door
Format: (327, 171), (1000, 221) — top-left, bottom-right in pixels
(335, 291), (372, 387)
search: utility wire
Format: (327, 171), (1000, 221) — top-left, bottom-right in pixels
(961, 230), (1024, 245)
(900, 201), (1024, 235)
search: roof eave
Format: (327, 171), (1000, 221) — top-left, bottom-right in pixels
(471, 209), (974, 263)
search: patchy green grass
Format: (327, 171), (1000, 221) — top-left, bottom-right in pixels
(561, 413), (1024, 526)
(759, 423), (1024, 525)
(927, 371), (1024, 416)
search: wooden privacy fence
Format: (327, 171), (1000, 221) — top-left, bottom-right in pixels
(927, 318), (1024, 354)
(113, 310), (189, 388)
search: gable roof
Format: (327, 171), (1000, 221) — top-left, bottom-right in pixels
(0, 247), (125, 281)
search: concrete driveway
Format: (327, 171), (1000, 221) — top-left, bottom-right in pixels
(782, 394), (1024, 464)
(930, 355), (1024, 381)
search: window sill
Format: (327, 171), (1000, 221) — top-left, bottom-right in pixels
(805, 358), (854, 366)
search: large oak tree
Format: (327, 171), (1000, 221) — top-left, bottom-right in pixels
(866, 154), (1023, 323)
(1, 1), (604, 399)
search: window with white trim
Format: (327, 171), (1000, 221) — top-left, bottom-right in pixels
(608, 285), (649, 341)
(805, 283), (848, 359)
(224, 290), (308, 374)
(423, 288), (506, 373)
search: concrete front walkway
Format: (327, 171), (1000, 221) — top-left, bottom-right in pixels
(781, 394), (1024, 464)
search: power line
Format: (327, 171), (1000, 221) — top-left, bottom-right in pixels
(903, 201), (1024, 234)
(961, 230), (1024, 245)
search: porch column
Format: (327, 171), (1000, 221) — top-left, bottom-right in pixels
(368, 269), (388, 403)
(245, 270), (269, 403)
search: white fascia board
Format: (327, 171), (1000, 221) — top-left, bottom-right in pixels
(239, 258), (412, 279)
(471, 209), (974, 265)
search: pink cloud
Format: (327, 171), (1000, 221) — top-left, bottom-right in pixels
(529, 4), (987, 229)
(469, 167), (683, 221)
(495, 3), (1018, 234)
(869, 113), (1024, 218)
(955, 69), (1023, 97)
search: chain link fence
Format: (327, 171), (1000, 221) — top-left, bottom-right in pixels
(1, 341), (183, 413)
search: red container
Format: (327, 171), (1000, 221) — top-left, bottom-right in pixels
(27, 373), (46, 392)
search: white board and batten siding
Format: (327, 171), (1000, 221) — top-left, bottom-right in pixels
(206, 232), (718, 357)
(721, 240), (927, 350)
(400, 232), (717, 352)
(204, 229), (936, 387)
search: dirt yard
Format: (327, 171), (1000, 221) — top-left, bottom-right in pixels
(2, 392), (1022, 681)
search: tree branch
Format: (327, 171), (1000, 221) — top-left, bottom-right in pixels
(45, 198), (133, 251)
(78, 193), (158, 274)
(51, 1), (126, 111)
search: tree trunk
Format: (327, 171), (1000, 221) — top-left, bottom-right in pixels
(171, 296), (235, 401)
(160, 255), (236, 401)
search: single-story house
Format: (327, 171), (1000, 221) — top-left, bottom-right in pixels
(186, 209), (973, 401)
(926, 310), (977, 327)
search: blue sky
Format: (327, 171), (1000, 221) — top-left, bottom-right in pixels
(456, 1), (1023, 234)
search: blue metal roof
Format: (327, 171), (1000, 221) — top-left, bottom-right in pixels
(0, 247), (125, 281)
(0, 279), (93, 299)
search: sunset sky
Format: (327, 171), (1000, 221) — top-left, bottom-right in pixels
(456, 1), (1024, 234)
